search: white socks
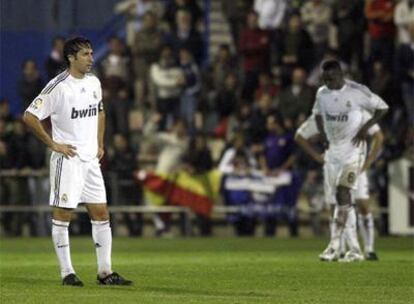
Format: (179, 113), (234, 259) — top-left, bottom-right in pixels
(52, 219), (75, 278)
(358, 213), (375, 253)
(91, 220), (113, 277)
(344, 207), (362, 253)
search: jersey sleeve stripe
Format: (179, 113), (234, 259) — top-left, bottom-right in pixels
(41, 72), (69, 95)
(41, 72), (67, 93)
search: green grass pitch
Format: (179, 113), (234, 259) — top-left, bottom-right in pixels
(0, 237), (413, 304)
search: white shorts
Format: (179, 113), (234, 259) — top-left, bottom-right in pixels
(353, 171), (369, 200)
(49, 152), (107, 208)
(324, 160), (365, 205)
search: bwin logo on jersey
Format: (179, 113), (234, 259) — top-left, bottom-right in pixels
(71, 104), (98, 119)
(326, 113), (348, 122)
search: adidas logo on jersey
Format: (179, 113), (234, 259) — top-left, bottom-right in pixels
(71, 104), (98, 119)
(326, 113), (348, 122)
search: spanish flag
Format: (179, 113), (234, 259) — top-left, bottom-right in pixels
(135, 170), (222, 216)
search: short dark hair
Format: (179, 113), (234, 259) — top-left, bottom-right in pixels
(63, 36), (91, 67)
(321, 59), (341, 72)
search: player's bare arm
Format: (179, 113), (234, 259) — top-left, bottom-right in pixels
(294, 133), (324, 164)
(97, 110), (105, 160)
(361, 129), (384, 172)
(315, 114), (328, 145)
(23, 112), (77, 158)
(352, 108), (388, 146)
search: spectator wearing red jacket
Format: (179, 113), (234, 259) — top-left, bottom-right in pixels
(239, 10), (271, 101)
(365, 0), (396, 69)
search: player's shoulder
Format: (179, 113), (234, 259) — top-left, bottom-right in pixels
(345, 80), (372, 98)
(40, 70), (70, 95)
(316, 85), (329, 96)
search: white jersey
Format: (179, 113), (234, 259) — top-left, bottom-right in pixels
(26, 70), (103, 161)
(312, 80), (388, 162)
(296, 113), (381, 140)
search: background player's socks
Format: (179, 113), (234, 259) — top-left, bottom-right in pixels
(329, 219), (336, 244)
(339, 233), (346, 256)
(91, 220), (112, 277)
(345, 207), (362, 253)
(52, 219), (75, 278)
(358, 213), (375, 253)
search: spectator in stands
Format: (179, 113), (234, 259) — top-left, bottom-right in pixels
(276, 13), (314, 86)
(369, 61), (394, 107)
(99, 36), (132, 88)
(331, 0), (365, 67)
(394, 0), (414, 45)
(149, 44), (185, 130)
(278, 67), (314, 130)
(107, 133), (142, 236)
(226, 102), (253, 144)
(300, 0), (332, 62)
(254, 71), (280, 102)
(25, 126), (49, 237)
(163, 0), (203, 32)
(206, 44), (238, 93)
(165, 9), (204, 65)
(219, 132), (258, 174)
(183, 133), (214, 236)
(254, 0), (288, 31)
(222, 0), (251, 44)
(213, 73), (240, 138)
(2, 120), (31, 236)
(114, 0), (165, 46)
(17, 59), (44, 110)
(259, 114), (299, 237)
(239, 10), (271, 101)
(249, 93), (278, 144)
(45, 36), (65, 79)
(105, 86), (131, 141)
(365, 0), (396, 69)
(0, 99), (14, 124)
(143, 114), (189, 235)
(395, 22), (414, 124)
(132, 11), (163, 107)
(179, 47), (201, 134)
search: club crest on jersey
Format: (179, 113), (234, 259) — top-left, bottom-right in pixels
(30, 98), (44, 110)
(81, 88), (86, 93)
(71, 104), (98, 119)
(346, 101), (351, 108)
(93, 91), (98, 99)
(61, 193), (68, 203)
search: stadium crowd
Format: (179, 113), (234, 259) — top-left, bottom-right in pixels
(0, 0), (413, 237)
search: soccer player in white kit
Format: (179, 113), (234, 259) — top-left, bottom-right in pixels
(295, 113), (384, 261)
(23, 37), (132, 286)
(311, 59), (388, 261)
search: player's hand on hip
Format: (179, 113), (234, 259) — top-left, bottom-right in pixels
(315, 153), (324, 164)
(352, 127), (367, 146)
(97, 147), (105, 160)
(51, 142), (77, 158)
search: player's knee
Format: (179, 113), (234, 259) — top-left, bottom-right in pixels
(357, 199), (370, 215)
(336, 186), (351, 205)
(53, 207), (73, 222)
(88, 206), (109, 221)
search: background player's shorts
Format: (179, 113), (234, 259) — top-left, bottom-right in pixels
(49, 152), (107, 208)
(324, 160), (362, 205)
